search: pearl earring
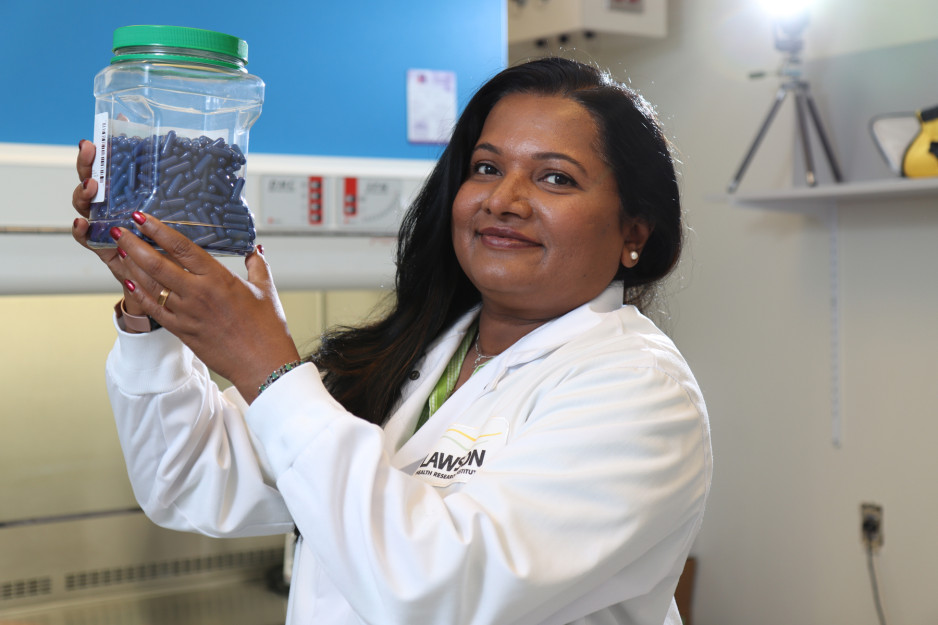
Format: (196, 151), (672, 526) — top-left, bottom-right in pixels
(630, 250), (639, 261)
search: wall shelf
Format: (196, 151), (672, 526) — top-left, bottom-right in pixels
(725, 176), (938, 210)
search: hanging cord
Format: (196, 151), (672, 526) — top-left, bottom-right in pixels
(865, 541), (889, 625)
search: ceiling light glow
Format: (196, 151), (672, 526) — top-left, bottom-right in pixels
(759, 0), (814, 19)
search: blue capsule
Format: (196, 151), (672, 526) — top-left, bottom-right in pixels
(193, 152), (215, 175)
(222, 211), (252, 226)
(178, 178), (203, 198)
(193, 232), (220, 247)
(209, 173), (229, 190)
(225, 228), (253, 241)
(162, 200), (187, 213)
(166, 174), (186, 197)
(141, 194), (160, 213)
(230, 144), (245, 164)
(164, 161), (190, 177)
(229, 177), (246, 201)
(197, 191), (229, 206)
(160, 130), (177, 158)
(158, 154), (180, 173)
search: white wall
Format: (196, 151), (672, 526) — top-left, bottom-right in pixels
(511, 1), (938, 623)
(809, 0), (938, 58)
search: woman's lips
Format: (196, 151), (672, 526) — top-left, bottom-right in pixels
(478, 227), (540, 249)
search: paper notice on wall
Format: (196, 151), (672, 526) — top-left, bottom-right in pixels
(407, 69), (457, 145)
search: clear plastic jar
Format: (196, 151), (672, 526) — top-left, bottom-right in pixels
(88, 25), (264, 256)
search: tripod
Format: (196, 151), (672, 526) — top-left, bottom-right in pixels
(727, 20), (843, 193)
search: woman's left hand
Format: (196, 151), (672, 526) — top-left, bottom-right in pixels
(113, 211), (301, 403)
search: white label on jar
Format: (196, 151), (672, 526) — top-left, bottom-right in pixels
(91, 112), (108, 203)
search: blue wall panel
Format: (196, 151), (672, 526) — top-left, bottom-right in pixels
(0, 1), (506, 159)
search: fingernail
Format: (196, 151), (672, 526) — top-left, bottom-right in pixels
(109, 227), (122, 240)
(123, 279), (136, 293)
(132, 212), (146, 225)
(82, 178), (90, 190)
(78, 140), (85, 150)
(256, 244), (264, 255)
(73, 218), (81, 230)
(118, 248), (127, 259)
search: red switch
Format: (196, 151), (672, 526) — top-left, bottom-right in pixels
(343, 177), (358, 216)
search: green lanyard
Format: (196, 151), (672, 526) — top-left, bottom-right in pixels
(412, 322), (481, 435)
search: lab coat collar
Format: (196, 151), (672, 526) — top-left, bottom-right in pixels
(384, 282), (626, 466)
(481, 281), (625, 389)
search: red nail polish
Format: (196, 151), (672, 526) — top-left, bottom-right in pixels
(118, 248), (128, 259)
(110, 227), (122, 240)
(256, 244), (264, 255)
(132, 212), (146, 225)
(123, 279), (136, 293)
(82, 178), (90, 190)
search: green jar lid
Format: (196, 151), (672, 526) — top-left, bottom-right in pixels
(112, 25), (249, 66)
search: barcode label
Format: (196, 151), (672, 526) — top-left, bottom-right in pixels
(90, 112), (109, 203)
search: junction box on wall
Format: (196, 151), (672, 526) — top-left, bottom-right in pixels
(507, 0), (667, 47)
(860, 502), (883, 550)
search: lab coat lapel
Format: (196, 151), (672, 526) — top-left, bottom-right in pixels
(392, 361), (494, 470)
(382, 309), (479, 461)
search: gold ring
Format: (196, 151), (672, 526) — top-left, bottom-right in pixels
(157, 288), (172, 307)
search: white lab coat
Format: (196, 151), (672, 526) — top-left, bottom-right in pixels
(105, 282), (711, 625)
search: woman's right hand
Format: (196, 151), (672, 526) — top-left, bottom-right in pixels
(72, 139), (140, 312)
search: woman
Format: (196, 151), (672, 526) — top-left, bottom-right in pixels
(72, 57), (711, 625)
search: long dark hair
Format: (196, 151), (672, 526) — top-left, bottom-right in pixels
(313, 57), (682, 425)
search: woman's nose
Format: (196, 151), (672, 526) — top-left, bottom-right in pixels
(484, 174), (533, 217)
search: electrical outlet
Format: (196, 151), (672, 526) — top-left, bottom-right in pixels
(860, 503), (884, 549)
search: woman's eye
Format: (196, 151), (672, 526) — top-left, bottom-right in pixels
(544, 172), (575, 186)
(473, 163), (499, 176)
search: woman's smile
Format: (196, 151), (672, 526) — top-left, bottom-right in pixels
(478, 226), (540, 249)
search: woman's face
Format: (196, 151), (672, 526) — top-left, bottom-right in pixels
(452, 92), (640, 321)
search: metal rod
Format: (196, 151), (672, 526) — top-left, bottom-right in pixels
(0, 226), (73, 234)
(727, 88), (788, 194)
(794, 88), (817, 186)
(804, 90), (844, 182)
(828, 204), (843, 448)
(0, 507), (143, 529)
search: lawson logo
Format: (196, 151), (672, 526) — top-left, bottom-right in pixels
(414, 418), (508, 487)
